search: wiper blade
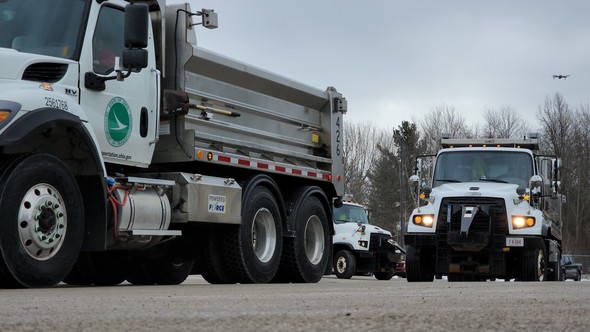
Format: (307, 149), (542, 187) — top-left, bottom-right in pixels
(478, 178), (508, 183)
(436, 179), (462, 183)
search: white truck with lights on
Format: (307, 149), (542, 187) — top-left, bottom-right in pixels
(405, 137), (563, 281)
(332, 201), (405, 280)
(0, 0), (347, 288)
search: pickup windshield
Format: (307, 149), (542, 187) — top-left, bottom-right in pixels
(433, 151), (534, 187)
(0, 0), (88, 59)
(333, 204), (369, 225)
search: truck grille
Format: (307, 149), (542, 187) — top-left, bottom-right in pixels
(435, 197), (508, 274)
(369, 233), (391, 251)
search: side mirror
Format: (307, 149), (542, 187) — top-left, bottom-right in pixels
(125, 4), (149, 49)
(529, 175), (542, 188)
(421, 185), (432, 199)
(122, 49), (148, 70)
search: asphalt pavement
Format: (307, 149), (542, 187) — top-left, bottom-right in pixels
(0, 276), (588, 331)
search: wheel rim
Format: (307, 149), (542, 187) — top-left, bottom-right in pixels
(251, 208), (276, 263)
(304, 215), (324, 265)
(537, 249), (546, 281)
(18, 183), (67, 261)
(336, 255), (347, 274)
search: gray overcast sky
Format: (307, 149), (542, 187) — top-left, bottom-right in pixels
(171, 1), (590, 132)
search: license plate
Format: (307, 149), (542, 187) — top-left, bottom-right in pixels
(506, 237), (524, 247)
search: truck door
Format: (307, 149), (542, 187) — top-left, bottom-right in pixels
(80, 3), (158, 167)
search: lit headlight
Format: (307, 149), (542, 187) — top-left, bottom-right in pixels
(412, 214), (435, 228)
(512, 216), (535, 229)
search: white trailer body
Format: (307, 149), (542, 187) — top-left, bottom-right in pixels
(405, 137), (563, 281)
(332, 201), (405, 280)
(0, 0), (346, 288)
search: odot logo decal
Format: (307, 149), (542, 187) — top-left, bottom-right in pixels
(104, 97), (132, 147)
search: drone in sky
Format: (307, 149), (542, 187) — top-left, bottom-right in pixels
(553, 74), (570, 80)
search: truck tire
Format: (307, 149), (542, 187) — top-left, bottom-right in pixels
(275, 194), (330, 283)
(227, 186), (283, 283)
(0, 154), (84, 288)
(334, 250), (356, 279)
(199, 225), (237, 284)
(406, 245), (435, 282)
(548, 251), (561, 281)
(575, 269), (581, 281)
(521, 244), (547, 281)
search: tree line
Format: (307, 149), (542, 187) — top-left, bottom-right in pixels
(343, 92), (589, 255)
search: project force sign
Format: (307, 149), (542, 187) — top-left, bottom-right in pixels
(104, 97), (132, 147)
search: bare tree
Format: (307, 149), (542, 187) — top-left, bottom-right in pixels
(536, 93), (589, 254)
(482, 106), (529, 138)
(343, 122), (385, 205)
(418, 104), (472, 153)
(537, 93), (572, 157)
(556, 101), (590, 254)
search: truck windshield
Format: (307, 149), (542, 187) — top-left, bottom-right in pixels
(333, 204), (369, 225)
(433, 151), (534, 187)
(0, 0), (88, 60)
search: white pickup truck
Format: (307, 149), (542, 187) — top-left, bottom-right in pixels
(332, 201), (405, 280)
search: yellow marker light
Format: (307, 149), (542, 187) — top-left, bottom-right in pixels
(526, 217), (535, 227)
(39, 83), (53, 91)
(197, 150), (204, 160)
(0, 111), (10, 122)
(311, 132), (319, 144)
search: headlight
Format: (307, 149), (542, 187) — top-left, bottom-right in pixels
(412, 214), (435, 228)
(512, 216), (535, 229)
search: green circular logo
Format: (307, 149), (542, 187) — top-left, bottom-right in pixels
(104, 97), (132, 147)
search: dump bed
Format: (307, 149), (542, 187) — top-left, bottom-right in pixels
(154, 3), (345, 195)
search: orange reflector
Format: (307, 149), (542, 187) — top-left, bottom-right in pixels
(526, 218), (535, 227)
(197, 150), (203, 160)
(39, 83), (53, 91)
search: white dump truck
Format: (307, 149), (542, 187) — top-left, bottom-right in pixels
(0, 0), (347, 288)
(405, 136), (563, 281)
(332, 200), (405, 280)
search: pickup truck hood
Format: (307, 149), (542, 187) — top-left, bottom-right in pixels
(334, 222), (392, 238)
(0, 47), (74, 80)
